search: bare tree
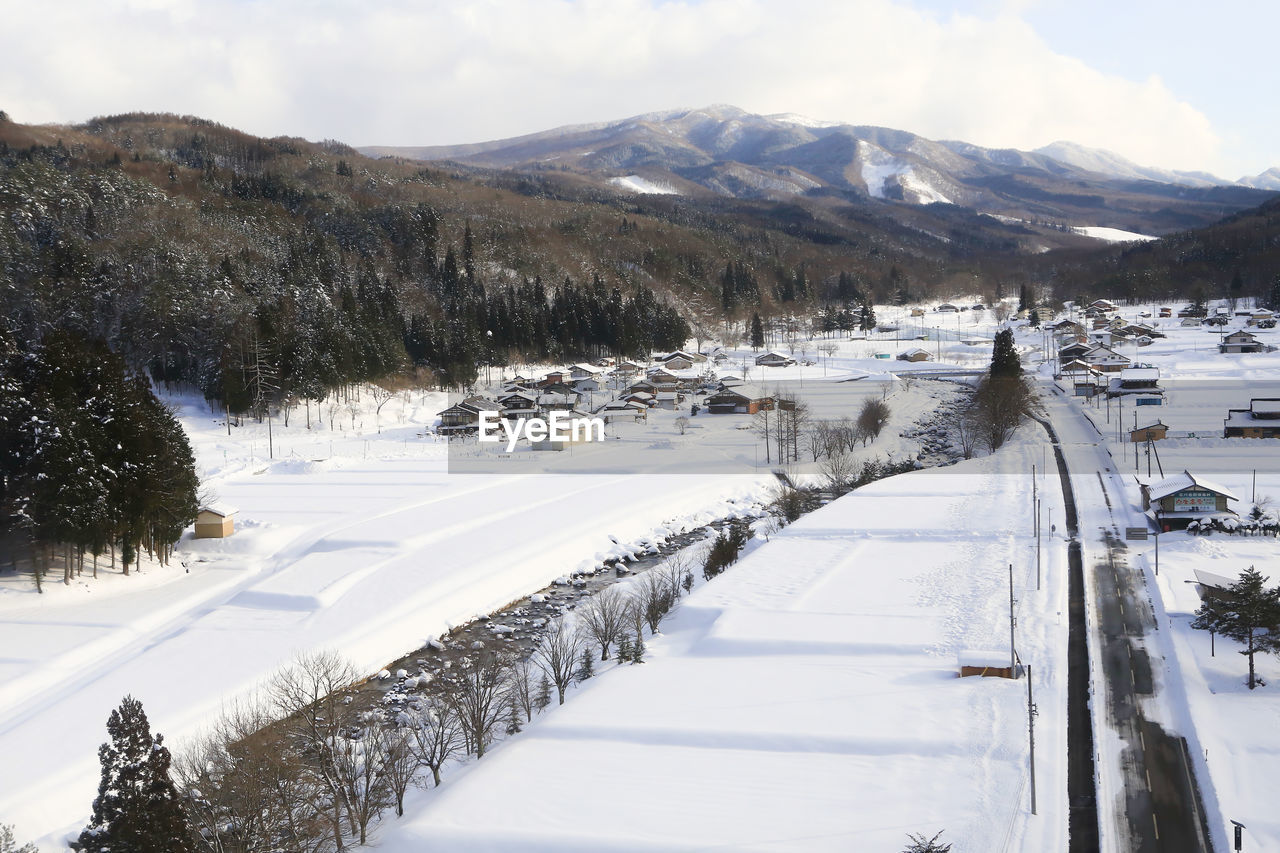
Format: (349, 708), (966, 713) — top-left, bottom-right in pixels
(533, 620), (582, 706)
(445, 651), (510, 758)
(178, 698), (333, 853)
(657, 550), (691, 606)
(856, 398), (891, 446)
(507, 658), (537, 723)
(636, 570), (674, 634)
(675, 416), (690, 435)
(819, 449), (857, 492)
(380, 726), (419, 817)
(267, 651), (363, 851)
(333, 720), (392, 845)
(369, 384), (395, 434)
(578, 585), (631, 661)
(407, 696), (462, 787)
(953, 397), (980, 459)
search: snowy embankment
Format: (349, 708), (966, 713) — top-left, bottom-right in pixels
(375, 435), (1070, 853)
(0, 390), (774, 848)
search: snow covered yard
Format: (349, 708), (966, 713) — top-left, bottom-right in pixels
(373, 436), (1071, 853)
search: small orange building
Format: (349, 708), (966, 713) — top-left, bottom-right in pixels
(194, 504), (236, 538)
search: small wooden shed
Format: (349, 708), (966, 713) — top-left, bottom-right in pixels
(958, 649), (1015, 679)
(195, 504), (237, 539)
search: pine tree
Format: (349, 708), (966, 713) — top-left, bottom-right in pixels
(989, 329), (1021, 379)
(77, 696), (192, 853)
(0, 824), (38, 853)
(859, 302), (877, 332)
(903, 830), (952, 852)
(1191, 566), (1280, 689)
(632, 633), (645, 664)
(576, 647), (595, 682)
(535, 674), (552, 712)
(617, 635), (632, 664)
(1018, 284), (1029, 313)
(750, 312), (765, 350)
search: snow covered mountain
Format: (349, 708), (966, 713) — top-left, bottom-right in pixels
(362, 106), (1274, 235)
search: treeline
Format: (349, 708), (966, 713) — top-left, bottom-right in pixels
(0, 331), (198, 588)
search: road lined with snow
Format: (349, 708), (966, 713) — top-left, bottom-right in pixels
(1042, 386), (1213, 852)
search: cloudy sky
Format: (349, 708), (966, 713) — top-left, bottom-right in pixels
(4, 0), (1274, 179)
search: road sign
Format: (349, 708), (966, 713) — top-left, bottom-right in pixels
(1125, 527), (1149, 541)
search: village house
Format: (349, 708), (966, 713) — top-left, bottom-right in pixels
(569, 363), (604, 381)
(1089, 298), (1117, 313)
(1130, 422), (1169, 443)
(1249, 308), (1276, 326)
(897, 347), (931, 363)
(1224, 398), (1280, 438)
(1219, 329), (1266, 354)
(1108, 366), (1162, 398)
(436, 397), (497, 434)
(597, 399), (648, 423)
(536, 390), (580, 414)
(1140, 470), (1238, 531)
(755, 350), (795, 368)
(496, 390), (540, 421)
(705, 384), (775, 414)
(1158, 306), (1173, 318)
(1085, 345), (1130, 373)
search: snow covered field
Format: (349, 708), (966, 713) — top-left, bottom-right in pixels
(374, 434), (1069, 852)
(0, 341), (976, 848)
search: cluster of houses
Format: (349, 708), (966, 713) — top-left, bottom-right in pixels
(436, 347), (802, 438)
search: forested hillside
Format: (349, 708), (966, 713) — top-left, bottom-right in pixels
(1030, 196), (1280, 306)
(0, 109), (1067, 411)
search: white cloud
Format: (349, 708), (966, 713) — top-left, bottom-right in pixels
(0, 0), (1227, 174)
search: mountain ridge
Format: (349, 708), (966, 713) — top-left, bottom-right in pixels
(360, 105), (1275, 237)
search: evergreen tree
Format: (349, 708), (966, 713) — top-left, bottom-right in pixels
(0, 824), (38, 853)
(1191, 566), (1280, 689)
(1018, 283), (1029, 313)
(750, 312), (765, 350)
(859, 301), (877, 332)
(77, 696), (192, 853)
(535, 674), (552, 712)
(989, 329), (1021, 379)
(576, 647), (595, 682)
(617, 635), (632, 664)
(632, 632), (645, 664)
(903, 830), (952, 852)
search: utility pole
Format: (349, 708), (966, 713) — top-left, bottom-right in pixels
(1009, 564), (1017, 673)
(1032, 465), (1037, 538)
(1028, 663), (1038, 815)
(1036, 498), (1042, 591)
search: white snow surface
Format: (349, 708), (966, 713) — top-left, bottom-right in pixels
(377, 441), (1070, 852)
(1071, 225), (1156, 243)
(608, 175), (679, 195)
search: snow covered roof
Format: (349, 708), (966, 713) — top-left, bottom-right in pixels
(1252, 399), (1280, 416)
(200, 503), (237, 517)
(1119, 367), (1159, 381)
(957, 649), (1012, 669)
(1144, 470), (1239, 503)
